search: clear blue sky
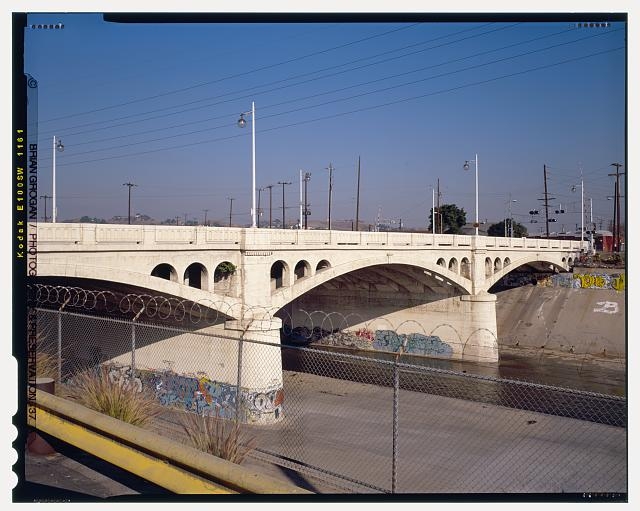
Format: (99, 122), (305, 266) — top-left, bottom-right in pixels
(23, 12), (626, 232)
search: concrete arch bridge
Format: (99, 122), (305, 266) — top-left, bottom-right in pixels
(33, 223), (583, 364)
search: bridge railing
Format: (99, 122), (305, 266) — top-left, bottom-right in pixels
(35, 223), (585, 251)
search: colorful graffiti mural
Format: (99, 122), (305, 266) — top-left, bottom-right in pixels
(500, 272), (625, 291)
(136, 369), (283, 422)
(373, 330), (453, 358)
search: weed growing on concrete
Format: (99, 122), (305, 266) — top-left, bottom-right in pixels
(180, 411), (256, 464)
(68, 365), (161, 427)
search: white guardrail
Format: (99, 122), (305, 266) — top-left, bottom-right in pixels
(34, 223), (585, 251)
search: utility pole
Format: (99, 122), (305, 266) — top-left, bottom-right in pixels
(122, 182), (137, 225)
(203, 209), (208, 226)
(326, 163), (334, 230)
(227, 198), (234, 227)
(538, 165), (555, 238)
(184, 212), (188, 226)
(265, 184), (274, 228)
(355, 156), (361, 232)
(303, 172), (311, 229)
(609, 163), (624, 252)
(436, 178), (442, 234)
(278, 181), (291, 229)
(40, 195), (51, 222)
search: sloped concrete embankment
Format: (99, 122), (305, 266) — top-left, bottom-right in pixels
(495, 277), (625, 360)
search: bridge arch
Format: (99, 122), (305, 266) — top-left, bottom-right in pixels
(460, 257), (471, 278)
(494, 257), (503, 272)
(316, 260), (331, 272)
(270, 254), (473, 311)
(485, 257), (492, 277)
(271, 260), (290, 290)
(294, 260), (311, 281)
(151, 263), (178, 282)
(483, 253), (573, 292)
(184, 262), (209, 290)
(448, 258), (458, 274)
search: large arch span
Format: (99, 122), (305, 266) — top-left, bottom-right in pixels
(269, 253), (473, 311)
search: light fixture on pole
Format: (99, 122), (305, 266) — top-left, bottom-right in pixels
(237, 101), (257, 228)
(463, 154), (479, 236)
(52, 136), (64, 223)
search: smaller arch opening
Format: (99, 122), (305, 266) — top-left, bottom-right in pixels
(151, 263), (178, 282)
(316, 260), (331, 272)
(504, 257), (511, 267)
(485, 257), (492, 277)
(437, 258), (446, 268)
(448, 258), (459, 274)
(294, 260), (311, 281)
(494, 258), (503, 272)
(460, 257), (471, 279)
(184, 262), (209, 290)
(271, 260), (289, 290)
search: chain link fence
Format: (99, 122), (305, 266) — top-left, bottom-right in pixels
(28, 287), (627, 495)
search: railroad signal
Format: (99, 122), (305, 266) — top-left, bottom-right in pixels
(529, 209), (539, 215)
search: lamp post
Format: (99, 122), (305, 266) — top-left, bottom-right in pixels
(122, 182), (137, 224)
(463, 154), (479, 236)
(237, 101), (256, 228)
(52, 136), (64, 223)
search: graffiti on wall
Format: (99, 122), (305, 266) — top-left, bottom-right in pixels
(573, 273), (625, 291)
(373, 330), (453, 358)
(593, 301), (619, 314)
(138, 370), (283, 421)
(500, 272), (625, 291)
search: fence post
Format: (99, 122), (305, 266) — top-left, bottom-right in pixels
(235, 334), (244, 424)
(131, 307), (145, 379)
(57, 312), (62, 383)
(392, 358), (399, 493)
(131, 322), (136, 377)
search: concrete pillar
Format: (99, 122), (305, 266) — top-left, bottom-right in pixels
(224, 317), (284, 424)
(471, 248), (487, 294)
(459, 292), (498, 362)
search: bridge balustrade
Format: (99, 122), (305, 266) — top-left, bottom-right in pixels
(34, 223), (585, 252)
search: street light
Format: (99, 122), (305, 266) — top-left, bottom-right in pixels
(237, 101), (257, 228)
(52, 136), (64, 222)
(463, 154), (479, 236)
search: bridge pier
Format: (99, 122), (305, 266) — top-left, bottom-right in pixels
(457, 292), (499, 362)
(223, 317), (284, 424)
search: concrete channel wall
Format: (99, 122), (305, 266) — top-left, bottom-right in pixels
(495, 268), (626, 359)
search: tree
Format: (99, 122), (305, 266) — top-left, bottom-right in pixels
(429, 204), (466, 234)
(487, 219), (528, 238)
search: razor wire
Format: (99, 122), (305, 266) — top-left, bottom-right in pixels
(26, 284), (281, 327)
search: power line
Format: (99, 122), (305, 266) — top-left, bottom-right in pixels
(39, 23), (424, 124)
(81, 23), (586, 149)
(41, 23), (617, 153)
(54, 46), (624, 168)
(38, 23), (503, 138)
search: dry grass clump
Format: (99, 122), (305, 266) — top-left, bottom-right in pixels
(35, 351), (59, 380)
(68, 365), (161, 427)
(181, 412), (256, 464)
